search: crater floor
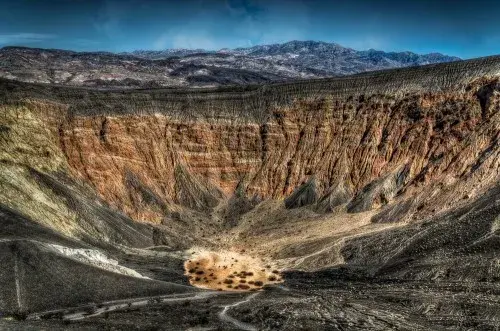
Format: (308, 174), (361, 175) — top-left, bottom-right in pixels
(184, 249), (283, 292)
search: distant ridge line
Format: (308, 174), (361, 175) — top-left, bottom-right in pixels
(1, 54), (499, 121)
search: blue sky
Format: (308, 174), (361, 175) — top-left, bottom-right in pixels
(0, 0), (499, 58)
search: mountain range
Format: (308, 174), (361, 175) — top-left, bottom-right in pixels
(0, 40), (460, 88)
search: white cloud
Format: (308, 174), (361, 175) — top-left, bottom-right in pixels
(93, 18), (120, 38)
(172, 34), (217, 50)
(338, 37), (387, 51)
(70, 38), (103, 49)
(154, 32), (207, 50)
(153, 34), (168, 50)
(0, 33), (56, 45)
(154, 30), (255, 51)
(152, 0), (311, 51)
(154, 30), (226, 51)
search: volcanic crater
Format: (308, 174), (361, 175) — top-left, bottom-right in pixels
(0, 55), (499, 330)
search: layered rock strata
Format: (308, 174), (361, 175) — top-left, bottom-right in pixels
(0, 56), (499, 226)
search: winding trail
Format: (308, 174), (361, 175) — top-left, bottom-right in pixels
(27, 289), (264, 331)
(27, 291), (218, 321)
(218, 292), (260, 331)
(8, 238), (267, 329)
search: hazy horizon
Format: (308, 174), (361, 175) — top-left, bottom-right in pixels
(0, 39), (466, 58)
(0, 0), (499, 59)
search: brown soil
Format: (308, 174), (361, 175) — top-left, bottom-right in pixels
(184, 249), (283, 292)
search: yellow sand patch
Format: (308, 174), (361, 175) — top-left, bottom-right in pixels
(184, 249), (283, 292)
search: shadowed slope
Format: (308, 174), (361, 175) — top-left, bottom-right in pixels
(0, 240), (194, 315)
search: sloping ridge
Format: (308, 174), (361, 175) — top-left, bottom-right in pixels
(0, 240), (193, 315)
(1, 55), (500, 120)
(0, 205), (194, 315)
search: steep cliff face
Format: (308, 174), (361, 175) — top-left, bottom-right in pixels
(0, 56), (499, 250)
(52, 79), (499, 225)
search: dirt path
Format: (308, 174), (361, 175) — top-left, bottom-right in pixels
(218, 292), (260, 331)
(26, 291), (218, 321)
(27, 290), (263, 330)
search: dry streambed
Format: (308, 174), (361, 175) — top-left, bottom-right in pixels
(184, 249), (283, 292)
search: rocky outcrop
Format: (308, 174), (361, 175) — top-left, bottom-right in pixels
(284, 178), (318, 209)
(315, 182), (354, 212)
(347, 164), (410, 213)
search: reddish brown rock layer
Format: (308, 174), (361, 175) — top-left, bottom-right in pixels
(49, 80), (499, 223)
